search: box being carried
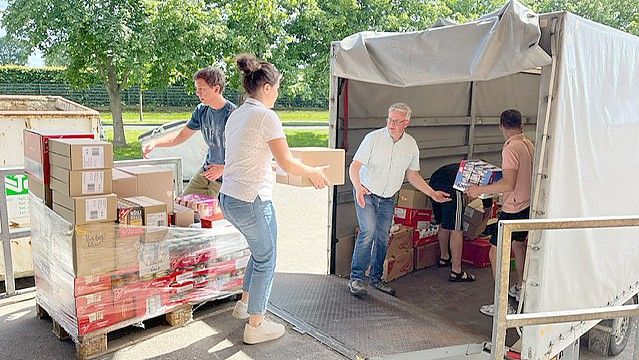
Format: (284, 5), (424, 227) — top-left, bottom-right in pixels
(275, 147), (345, 187)
(453, 160), (502, 195)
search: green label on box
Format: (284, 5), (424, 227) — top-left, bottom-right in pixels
(5, 174), (29, 196)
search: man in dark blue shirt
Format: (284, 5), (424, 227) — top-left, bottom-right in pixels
(143, 67), (237, 195)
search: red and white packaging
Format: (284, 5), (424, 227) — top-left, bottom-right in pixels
(75, 289), (113, 317)
(74, 273), (112, 297)
(393, 207), (433, 229)
(78, 308), (116, 336)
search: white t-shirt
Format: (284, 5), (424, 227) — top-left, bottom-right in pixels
(353, 127), (420, 198)
(220, 98), (285, 202)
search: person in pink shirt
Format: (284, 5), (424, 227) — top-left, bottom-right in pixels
(467, 109), (534, 316)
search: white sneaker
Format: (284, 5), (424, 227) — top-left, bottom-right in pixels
(509, 284), (521, 302)
(243, 317), (286, 344)
(232, 300), (249, 319)
(480, 303), (516, 317)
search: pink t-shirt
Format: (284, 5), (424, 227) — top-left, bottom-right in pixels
(501, 134), (535, 213)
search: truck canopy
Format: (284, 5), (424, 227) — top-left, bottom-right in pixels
(329, 1), (639, 358)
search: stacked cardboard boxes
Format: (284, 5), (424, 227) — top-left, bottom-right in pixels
(30, 193), (251, 340)
(23, 129), (95, 207)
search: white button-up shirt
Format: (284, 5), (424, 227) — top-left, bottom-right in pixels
(353, 127), (420, 198)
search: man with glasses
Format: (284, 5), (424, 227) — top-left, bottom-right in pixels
(348, 103), (451, 297)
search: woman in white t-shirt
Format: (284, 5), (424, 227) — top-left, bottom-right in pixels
(220, 53), (328, 344)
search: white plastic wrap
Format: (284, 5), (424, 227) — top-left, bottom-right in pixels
(522, 14), (639, 360)
(30, 195), (249, 341)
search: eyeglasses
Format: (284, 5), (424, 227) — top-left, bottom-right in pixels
(387, 117), (409, 126)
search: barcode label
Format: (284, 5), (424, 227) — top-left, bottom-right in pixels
(147, 213), (167, 227)
(85, 197), (107, 222)
(82, 146), (105, 169)
(82, 171), (104, 194)
(146, 295), (163, 318)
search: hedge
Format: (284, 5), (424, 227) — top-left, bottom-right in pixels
(0, 65), (67, 84)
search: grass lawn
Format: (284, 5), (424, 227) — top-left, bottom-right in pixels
(107, 129), (328, 161)
(101, 109), (328, 125)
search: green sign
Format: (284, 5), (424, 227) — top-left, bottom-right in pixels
(5, 174), (29, 196)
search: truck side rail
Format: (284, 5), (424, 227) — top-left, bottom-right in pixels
(491, 216), (639, 360)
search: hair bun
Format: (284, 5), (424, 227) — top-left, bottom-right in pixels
(236, 54), (261, 74)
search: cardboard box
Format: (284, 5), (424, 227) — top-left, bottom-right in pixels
(414, 242), (439, 270)
(382, 248), (414, 282)
(334, 234), (356, 277)
(118, 166), (174, 212)
(52, 193), (117, 225)
(112, 169), (137, 198)
(397, 186), (432, 210)
(75, 289), (113, 317)
(23, 129), (94, 184)
(138, 241), (171, 280)
(453, 160), (503, 194)
(49, 167), (113, 197)
(117, 198), (144, 225)
(275, 147), (345, 187)
(48, 138), (113, 171)
(73, 223), (117, 276)
(74, 274), (112, 297)
(27, 173), (52, 207)
(463, 199), (489, 240)
(393, 207), (433, 229)
(123, 196), (167, 227)
(78, 308), (116, 336)
(172, 203), (195, 227)
(115, 232), (141, 271)
(386, 225), (413, 257)
(413, 225), (439, 247)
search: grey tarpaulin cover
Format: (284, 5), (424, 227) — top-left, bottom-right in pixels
(332, 0), (551, 86)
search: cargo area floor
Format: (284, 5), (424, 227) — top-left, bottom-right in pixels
(268, 266), (518, 359)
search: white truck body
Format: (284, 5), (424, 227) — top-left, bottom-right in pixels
(327, 2), (639, 359)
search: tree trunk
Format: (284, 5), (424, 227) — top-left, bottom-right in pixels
(106, 60), (127, 147)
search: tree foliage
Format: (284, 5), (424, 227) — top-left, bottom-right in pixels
(0, 36), (30, 65)
(3, 0), (638, 130)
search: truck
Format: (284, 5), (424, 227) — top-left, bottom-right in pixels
(266, 1), (639, 359)
(2, 1), (638, 359)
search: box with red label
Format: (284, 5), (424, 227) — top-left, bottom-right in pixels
(112, 284), (145, 323)
(382, 248), (414, 282)
(393, 207), (433, 229)
(171, 246), (216, 270)
(78, 308), (116, 336)
(414, 242), (439, 270)
(413, 225), (439, 247)
(386, 225), (413, 257)
(462, 236), (492, 268)
(207, 254), (250, 276)
(23, 129), (94, 184)
(75, 289), (113, 317)
(74, 273), (112, 297)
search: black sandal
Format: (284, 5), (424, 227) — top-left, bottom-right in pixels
(449, 270), (476, 282)
(437, 257), (452, 268)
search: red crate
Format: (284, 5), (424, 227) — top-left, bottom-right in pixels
(462, 237), (492, 268)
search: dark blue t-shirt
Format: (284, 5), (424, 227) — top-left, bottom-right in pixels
(186, 101), (237, 170)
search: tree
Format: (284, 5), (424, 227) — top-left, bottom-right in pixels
(4, 0), (224, 147)
(0, 36), (30, 65)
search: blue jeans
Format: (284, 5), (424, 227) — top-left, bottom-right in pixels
(350, 190), (396, 284)
(220, 194), (277, 315)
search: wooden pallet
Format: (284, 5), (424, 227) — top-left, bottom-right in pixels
(36, 302), (194, 360)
